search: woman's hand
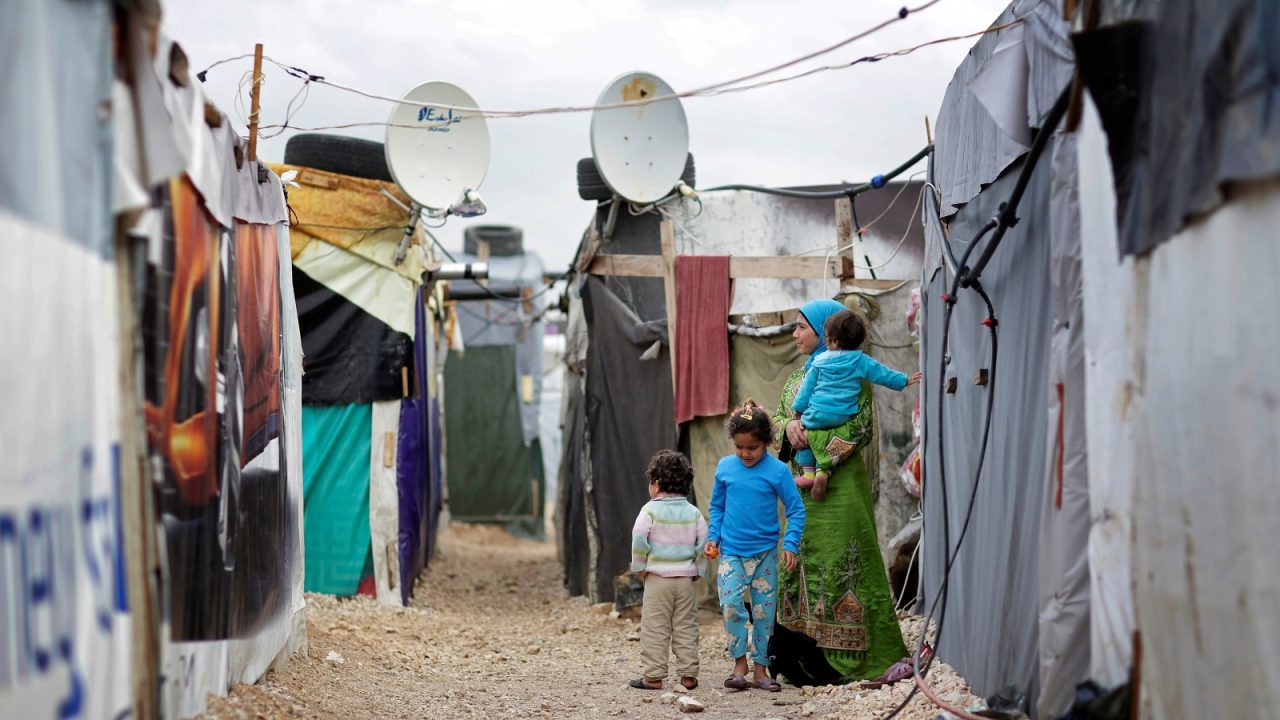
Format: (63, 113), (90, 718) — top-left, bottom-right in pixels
(780, 550), (798, 572)
(785, 419), (809, 450)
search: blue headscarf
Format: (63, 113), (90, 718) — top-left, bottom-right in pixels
(798, 299), (847, 368)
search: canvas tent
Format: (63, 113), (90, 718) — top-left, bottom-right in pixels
(1, 2), (308, 717)
(558, 180), (928, 603)
(917, 1), (1280, 717)
(274, 142), (448, 607)
(443, 226), (549, 539)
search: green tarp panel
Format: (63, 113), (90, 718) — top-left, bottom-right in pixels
(444, 345), (545, 538)
(689, 332), (803, 605)
(302, 403), (372, 594)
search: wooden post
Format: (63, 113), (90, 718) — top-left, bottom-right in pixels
(247, 43), (264, 162)
(477, 239), (491, 318)
(660, 220), (677, 386)
(835, 196), (855, 292)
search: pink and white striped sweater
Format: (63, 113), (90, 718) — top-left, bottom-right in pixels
(630, 494), (709, 578)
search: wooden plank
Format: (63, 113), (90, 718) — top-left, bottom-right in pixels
(835, 196), (856, 291)
(731, 256), (848, 280)
(660, 221), (677, 387)
(588, 254), (664, 277)
(587, 253), (854, 280)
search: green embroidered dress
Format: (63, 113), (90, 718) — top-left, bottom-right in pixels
(772, 374), (907, 680)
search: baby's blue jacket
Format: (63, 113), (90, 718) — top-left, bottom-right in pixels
(793, 349), (908, 418)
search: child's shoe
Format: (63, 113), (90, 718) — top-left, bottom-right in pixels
(811, 469), (830, 502)
(794, 474), (815, 489)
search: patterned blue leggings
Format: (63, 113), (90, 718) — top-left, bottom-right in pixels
(715, 547), (778, 666)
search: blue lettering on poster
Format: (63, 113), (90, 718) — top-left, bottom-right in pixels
(0, 444), (125, 718)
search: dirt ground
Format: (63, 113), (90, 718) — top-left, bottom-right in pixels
(203, 524), (978, 720)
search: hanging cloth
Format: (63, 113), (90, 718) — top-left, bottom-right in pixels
(674, 255), (732, 424)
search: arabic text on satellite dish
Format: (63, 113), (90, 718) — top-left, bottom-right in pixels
(385, 82), (491, 211)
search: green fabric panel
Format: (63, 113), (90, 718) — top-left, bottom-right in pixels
(689, 333), (803, 605)
(302, 403), (372, 595)
(444, 346), (543, 538)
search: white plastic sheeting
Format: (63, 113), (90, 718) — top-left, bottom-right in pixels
(369, 402), (403, 606)
(668, 187), (924, 313)
(1035, 132), (1091, 719)
(1128, 178), (1280, 720)
(0, 211), (132, 718)
(1077, 95), (1135, 689)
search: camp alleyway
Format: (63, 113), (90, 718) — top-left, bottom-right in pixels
(203, 524), (976, 720)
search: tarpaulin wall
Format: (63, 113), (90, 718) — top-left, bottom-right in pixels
(556, 285), (592, 597)
(582, 276), (676, 601)
(443, 346), (545, 537)
(301, 405), (372, 595)
(917, 3), (1094, 715)
(1077, 77), (1280, 719)
(1076, 97), (1135, 691)
(141, 180), (303, 716)
(444, 250), (548, 539)
(919, 159), (1052, 707)
(395, 291), (435, 602)
(0, 0), (133, 716)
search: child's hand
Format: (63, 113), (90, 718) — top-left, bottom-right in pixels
(703, 541), (720, 560)
(780, 550), (798, 572)
(907, 371), (923, 386)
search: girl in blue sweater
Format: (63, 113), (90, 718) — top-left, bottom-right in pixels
(704, 400), (806, 692)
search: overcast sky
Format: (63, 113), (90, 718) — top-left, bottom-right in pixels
(167, 0), (1009, 270)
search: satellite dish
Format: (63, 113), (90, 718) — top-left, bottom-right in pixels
(590, 72), (689, 204)
(385, 81), (490, 211)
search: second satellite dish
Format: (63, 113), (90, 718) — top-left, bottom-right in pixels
(385, 81), (490, 211)
(590, 72), (689, 204)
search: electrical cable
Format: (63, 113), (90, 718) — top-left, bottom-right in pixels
(876, 218), (995, 720)
(701, 144), (932, 199)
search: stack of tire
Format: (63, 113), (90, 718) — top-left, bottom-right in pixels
(575, 153), (696, 201)
(284, 133), (392, 182)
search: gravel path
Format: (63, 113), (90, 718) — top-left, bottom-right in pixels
(203, 524), (978, 720)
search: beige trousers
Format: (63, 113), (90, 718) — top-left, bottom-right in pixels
(639, 574), (699, 680)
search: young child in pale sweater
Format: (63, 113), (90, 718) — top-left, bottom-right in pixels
(628, 450), (708, 691)
(792, 310), (920, 501)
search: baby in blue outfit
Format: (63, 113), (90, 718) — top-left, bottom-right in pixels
(792, 309), (920, 501)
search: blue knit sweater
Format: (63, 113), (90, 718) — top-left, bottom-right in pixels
(707, 454), (805, 556)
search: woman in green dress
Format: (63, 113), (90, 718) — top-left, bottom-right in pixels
(770, 298), (907, 681)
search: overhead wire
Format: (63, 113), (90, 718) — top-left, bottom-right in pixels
(195, 6), (1031, 130)
(246, 1), (945, 119)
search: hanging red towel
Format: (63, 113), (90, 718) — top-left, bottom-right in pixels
(674, 255), (732, 424)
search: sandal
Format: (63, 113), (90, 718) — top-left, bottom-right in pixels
(858, 658), (915, 690)
(723, 674), (751, 690)
(680, 677), (698, 690)
(629, 678), (663, 690)
(752, 678), (783, 692)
